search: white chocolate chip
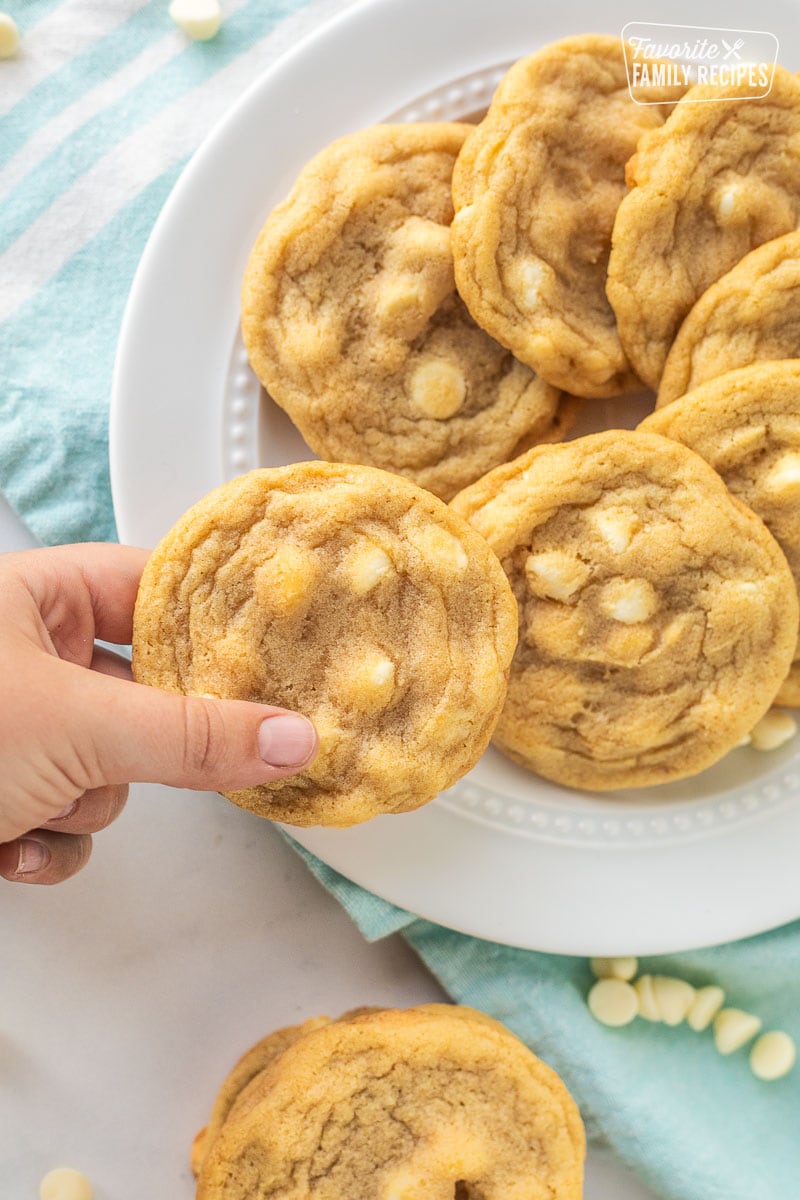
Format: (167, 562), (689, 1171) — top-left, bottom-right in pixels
(396, 215), (452, 262)
(634, 975), (661, 1022)
(590, 956), (638, 981)
(749, 709), (797, 751)
(370, 657), (395, 686)
(375, 277), (430, 333)
(0, 11), (19, 58)
(713, 1008), (763, 1055)
(40, 1168), (93, 1200)
(507, 258), (549, 308)
(169, 0), (221, 40)
(341, 652), (396, 713)
(687, 985), (726, 1032)
(716, 185), (739, 221)
(588, 979), (638, 1027)
(652, 976), (696, 1026)
(525, 550), (590, 602)
(593, 507), (640, 553)
(749, 1031), (797, 1081)
(410, 524), (469, 573)
(599, 577), (658, 624)
(763, 451), (800, 497)
(346, 542), (393, 595)
(253, 544), (318, 613)
(407, 358), (466, 419)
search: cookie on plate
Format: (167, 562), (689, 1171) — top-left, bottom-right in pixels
(642, 361), (800, 705)
(242, 123), (567, 502)
(607, 67), (800, 390)
(451, 430), (798, 791)
(132, 463), (517, 827)
(657, 232), (800, 406)
(195, 1005), (585, 1200)
(450, 35), (683, 399)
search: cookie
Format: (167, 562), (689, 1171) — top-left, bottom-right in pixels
(191, 1018), (333, 1178)
(642, 361), (800, 705)
(132, 463), (517, 827)
(450, 35), (682, 399)
(451, 430), (798, 791)
(657, 232), (800, 406)
(607, 67), (800, 390)
(242, 124), (566, 502)
(195, 1005), (585, 1200)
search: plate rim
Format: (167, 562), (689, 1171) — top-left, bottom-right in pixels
(110, 0), (800, 954)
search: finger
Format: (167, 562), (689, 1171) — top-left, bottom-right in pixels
(69, 664), (319, 793)
(42, 784), (128, 834)
(0, 831), (92, 886)
(91, 645), (134, 681)
(5, 543), (151, 646)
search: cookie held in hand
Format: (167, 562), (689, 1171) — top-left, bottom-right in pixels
(132, 463), (517, 827)
(194, 1005), (585, 1200)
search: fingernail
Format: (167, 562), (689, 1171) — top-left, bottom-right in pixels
(52, 801), (78, 821)
(16, 838), (50, 875)
(258, 714), (317, 768)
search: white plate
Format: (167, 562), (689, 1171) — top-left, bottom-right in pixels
(111, 0), (800, 956)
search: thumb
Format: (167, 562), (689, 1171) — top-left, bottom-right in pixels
(72, 667), (318, 793)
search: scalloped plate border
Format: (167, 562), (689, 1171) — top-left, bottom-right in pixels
(112, 0), (800, 952)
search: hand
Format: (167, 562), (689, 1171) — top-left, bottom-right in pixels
(0, 544), (318, 886)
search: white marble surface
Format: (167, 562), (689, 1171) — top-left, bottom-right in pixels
(0, 494), (658, 1197)
(0, 785), (658, 1200)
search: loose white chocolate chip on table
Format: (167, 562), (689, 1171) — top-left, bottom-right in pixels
(764, 451), (800, 497)
(687, 985), (726, 1032)
(590, 956), (638, 981)
(599, 577), (658, 624)
(749, 1031), (797, 1081)
(588, 979), (638, 1027)
(407, 359), (466, 419)
(652, 976), (696, 1027)
(345, 542), (393, 594)
(40, 1167), (93, 1200)
(592, 507), (640, 554)
(713, 1008), (763, 1055)
(749, 710), (797, 752)
(0, 11), (19, 58)
(525, 550), (590, 602)
(634, 975), (661, 1023)
(168, 0), (221, 40)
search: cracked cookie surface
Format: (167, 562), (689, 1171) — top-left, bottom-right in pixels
(451, 430), (798, 791)
(242, 124), (565, 502)
(657, 232), (800, 405)
(450, 35), (681, 399)
(195, 1005), (585, 1200)
(642, 360), (800, 705)
(132, 463), (517, 827)
(607, 67), (800, 390)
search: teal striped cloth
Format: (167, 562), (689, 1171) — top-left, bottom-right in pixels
(1, 6), (798, 1199)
